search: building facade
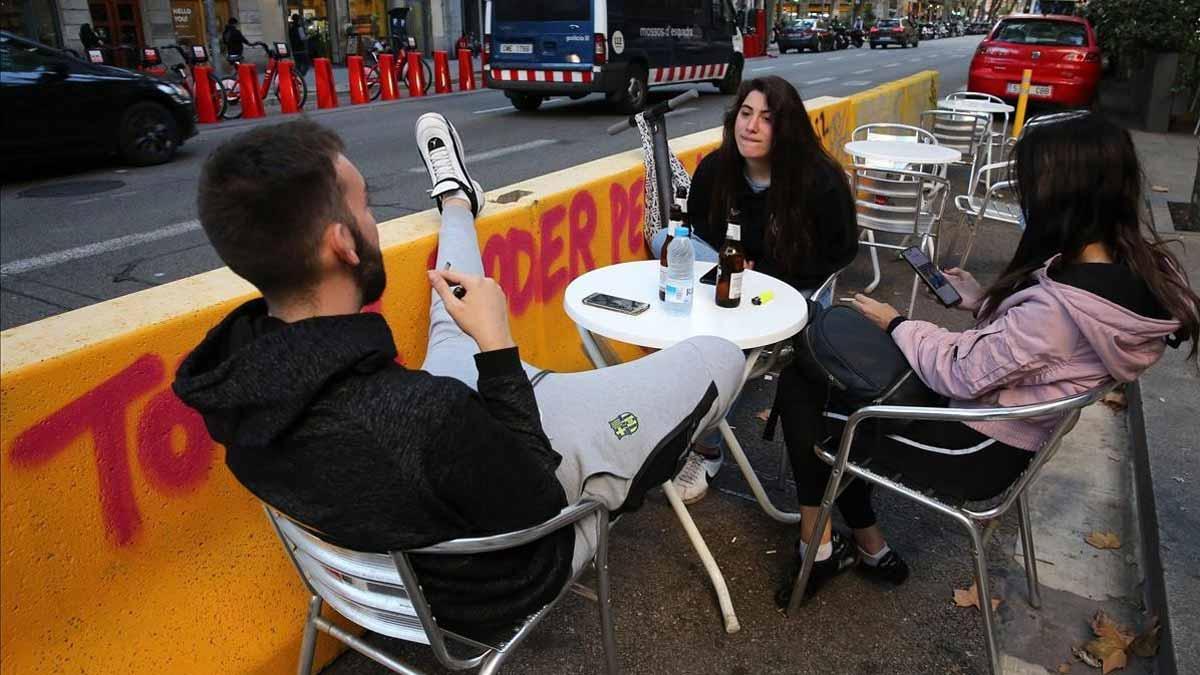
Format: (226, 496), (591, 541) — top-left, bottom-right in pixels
(1, 0), (464, 68)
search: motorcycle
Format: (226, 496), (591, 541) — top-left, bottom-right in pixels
(849, 26), (864, 48)
(832, 24), (850, 50)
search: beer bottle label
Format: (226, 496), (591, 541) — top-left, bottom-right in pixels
(725, 223), (741, 240)
(729, 272), (743, 299)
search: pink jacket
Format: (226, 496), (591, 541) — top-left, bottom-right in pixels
(891, 258), (1181, 451)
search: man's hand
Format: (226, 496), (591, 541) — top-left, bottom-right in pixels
(941, 267), (984, 312)
(850, 293), (901, 331)
(428, 268), (516, 352)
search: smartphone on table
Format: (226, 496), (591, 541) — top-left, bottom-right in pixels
(901, 246), (962, 308)
(582, 292), (651, 315)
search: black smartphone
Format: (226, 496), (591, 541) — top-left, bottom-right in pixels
(582, 292), (651, 315)
(699, 265), (718, 286)
(901, 246), (962, 308)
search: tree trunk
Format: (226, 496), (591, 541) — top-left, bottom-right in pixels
(1190, 152), (1199, 228)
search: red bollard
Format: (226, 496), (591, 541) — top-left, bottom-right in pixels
(192, 65), (218, 123)
(407, 51), (426, 97)
(347, 55), (369, 104)
(433, 50), (451, 94)
(457, 48), (476, 91)
(275, 59), (299, 113)
(237, 63), (265, 118)
(314, 57), (338, 109)
(376, 53), (399, 100)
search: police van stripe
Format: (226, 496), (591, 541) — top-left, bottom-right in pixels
(492, 69), (594, 83)
(650, 63), (726, 84)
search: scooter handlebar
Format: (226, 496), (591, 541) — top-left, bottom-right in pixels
(606, 88), (700, 135)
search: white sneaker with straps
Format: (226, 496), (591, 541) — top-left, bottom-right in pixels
(415, 112), (486, 216)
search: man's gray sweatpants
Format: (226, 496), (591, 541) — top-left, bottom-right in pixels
(423, 205), (746, 573)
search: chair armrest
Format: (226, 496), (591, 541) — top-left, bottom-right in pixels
(408, 500), (606, 555)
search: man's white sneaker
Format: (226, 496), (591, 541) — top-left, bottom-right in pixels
(673, 450), (722, 505)
(414, 112), (484, 216)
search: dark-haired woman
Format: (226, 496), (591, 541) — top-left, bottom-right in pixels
(776, 111), (1200, 605)
(653, 76), (860, 503)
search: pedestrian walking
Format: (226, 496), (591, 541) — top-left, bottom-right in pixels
(288, 13), (311, 76)
(221, 17), (248, 59)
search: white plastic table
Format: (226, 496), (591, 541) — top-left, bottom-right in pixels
(564, 260), (809, 634)
(843, 139), (962, 166)
(937, 98), (1015, 115)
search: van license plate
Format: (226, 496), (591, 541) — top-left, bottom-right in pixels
(500, 43), (533, 54)
(1007, 83), (1052, 97)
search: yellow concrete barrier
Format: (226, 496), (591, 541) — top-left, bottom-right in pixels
(0, 71), (937, 674)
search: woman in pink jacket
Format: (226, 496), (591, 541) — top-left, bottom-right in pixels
(775, 111), (1200, 606)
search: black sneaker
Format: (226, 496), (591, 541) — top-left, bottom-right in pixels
(774, 531), (857, 609)
(857, 548), (910, 585)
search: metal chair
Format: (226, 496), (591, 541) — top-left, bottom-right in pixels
(953, 160), (1019, 269)
(921, 108), (991, 187)
(945, 91), (1012, 163)
(266, 499), (618, 675)
(785, 382), (1120, 675)
(850, 164), (950, 315)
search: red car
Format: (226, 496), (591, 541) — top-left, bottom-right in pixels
(968, 14), (1101, 108)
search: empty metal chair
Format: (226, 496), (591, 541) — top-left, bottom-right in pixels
(784, 382), (1119, 675)
(850, 164), (949, 315)
(266, 499), (617, 675)
(945, 90), (1012, 162)
(953, 159), (1020, 269)
(921, 108), (990, 186)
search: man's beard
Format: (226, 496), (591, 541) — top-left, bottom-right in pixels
(349, 219), (387, 306)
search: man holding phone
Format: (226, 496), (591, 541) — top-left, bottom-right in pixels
(173, 116), (744, 634)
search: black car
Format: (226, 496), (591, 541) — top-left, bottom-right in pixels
(0, 31), (196, 167)
(778, 19), (837, 53)
(869, 18), (918, 49)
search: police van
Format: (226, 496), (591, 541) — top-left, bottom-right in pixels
(484, 0), (744, 113)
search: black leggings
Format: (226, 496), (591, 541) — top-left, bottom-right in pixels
(777, 365), (1033, 530)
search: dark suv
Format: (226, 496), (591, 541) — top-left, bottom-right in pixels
(869, 18), (919, 49)
(0, 31), (196, 167)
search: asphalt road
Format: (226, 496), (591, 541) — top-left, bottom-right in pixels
(0, 35), (983, 330)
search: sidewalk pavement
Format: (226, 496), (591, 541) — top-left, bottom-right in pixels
(1131, 129), (1198, 232)
(324, 136), (1180, 674)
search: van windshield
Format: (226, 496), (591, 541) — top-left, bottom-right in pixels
(494, 0), (590, 22)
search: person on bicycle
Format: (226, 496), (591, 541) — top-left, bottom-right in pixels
(222, 18), (248, 60)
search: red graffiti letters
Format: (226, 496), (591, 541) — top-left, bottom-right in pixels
(609, 179), (647, 264)
(9, 353), (216, 546)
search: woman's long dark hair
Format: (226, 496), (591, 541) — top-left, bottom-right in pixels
(709, 76), (847, 275)
(980, 112), (1200, 358)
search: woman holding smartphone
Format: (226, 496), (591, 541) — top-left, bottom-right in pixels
(775, 112), (1200, 605)
(655, 76), (860, 503)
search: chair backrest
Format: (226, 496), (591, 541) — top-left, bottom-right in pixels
(852, 123), (934, 144)
(265, 507), (435, 645)
(921, 109), (988, 158)
(947, 90), (1006, 106)
(850, 164), (947, 235)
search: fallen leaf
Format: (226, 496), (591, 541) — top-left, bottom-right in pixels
(754, 408), (772, 422)
(1086, 531), (1122, 550)
(1150, 184), (1169, 193)
(1085, 611), (1135, 673)
(952, 582), (1002, 611)
(1057, 663), (1071, 673)
(1091, 611), (1135, 646)
(1130, 615), (1161, 657)
(1100, 390), (1127, 412)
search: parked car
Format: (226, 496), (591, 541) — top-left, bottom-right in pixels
(968, 14), (1101, 107)
(779, 18), (837, 53)
(0, 31), (196, 166)
(869, 17), (918, 49)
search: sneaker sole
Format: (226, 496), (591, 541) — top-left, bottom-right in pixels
(680, 485), (709, 505)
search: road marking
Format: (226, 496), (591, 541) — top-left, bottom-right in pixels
(472, 105), (512, 114)
(749, 66), (776, 72)
(852, 68), (872, 74)
(827, 56), (844, 61)
(0, 220), (202, 275)
(842, 80), (872, 87)
(804, 77), (835, 85)
(406, 139), (557, 173)
(884, 63), (900, 68)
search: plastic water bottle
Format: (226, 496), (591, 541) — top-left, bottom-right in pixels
(663, 225), (694, 315)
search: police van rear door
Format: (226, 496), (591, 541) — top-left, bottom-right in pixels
(490, 0), (595, 70)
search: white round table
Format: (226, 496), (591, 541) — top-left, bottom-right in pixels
(563, 259), (808, 635)
(844, 139), (962, 166)
(564, 260), (808, 350)
(938, 97), (1015, 114)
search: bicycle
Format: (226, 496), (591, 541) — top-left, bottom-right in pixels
(160, 44), (227, 120)
(219, 41), (309, 119)
(363, 36), (432, 100)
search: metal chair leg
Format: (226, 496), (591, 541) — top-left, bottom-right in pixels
(864, 230), (882, 293)
(297, 595), (322, 675)
(786, 466), (843, 614)
(966, 522), (1003, 675)
(1017, 494), (1042, 609)
(595, 515), (619, 675)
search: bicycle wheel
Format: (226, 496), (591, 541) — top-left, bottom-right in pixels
(207, 71), (227, 119)
(401, 57), (434, 94)
(292, 71), (308, 108)
(364, 65), (382, 100)
(220, 76), (243, 119)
